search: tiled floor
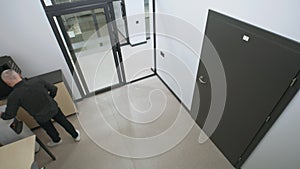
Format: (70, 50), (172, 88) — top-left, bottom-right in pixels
(34, 76), (234, 169)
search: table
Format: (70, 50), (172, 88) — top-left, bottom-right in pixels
(0, 135), (35, 169)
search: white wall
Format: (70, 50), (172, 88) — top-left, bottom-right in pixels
(0, 0), (80, 99)
(156, 0), (300, 168)
(124, 0), (147, 45)
(155, 14), (202, 109)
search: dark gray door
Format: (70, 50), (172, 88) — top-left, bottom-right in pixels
(195, 10), (300, 167)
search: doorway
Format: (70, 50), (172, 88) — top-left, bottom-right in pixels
(42, 0), (155, 97)
(60, 8), (124, 92)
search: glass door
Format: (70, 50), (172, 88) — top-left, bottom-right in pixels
(42, 1), (125, 96)
(42, 0), (155, 96)
(60, 8), (120, 92)
(112, 0), (129, 45)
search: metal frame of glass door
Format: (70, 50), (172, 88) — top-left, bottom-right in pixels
(41, 0), (126, 97)
(112, 0), (130, 46)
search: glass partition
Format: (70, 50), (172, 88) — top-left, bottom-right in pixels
(60, 8), (119, 92)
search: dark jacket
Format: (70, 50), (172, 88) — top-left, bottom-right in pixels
(1, 78), (59, 122)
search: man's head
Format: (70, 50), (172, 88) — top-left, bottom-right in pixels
(1, 69), (22, 87)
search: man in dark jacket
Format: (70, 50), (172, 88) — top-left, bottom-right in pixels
(0, 69), (80, 147)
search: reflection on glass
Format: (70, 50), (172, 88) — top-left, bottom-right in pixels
(61, 8), (119, 92)
(52, 0), (84, 5)
(113, 0), (151, 43)
(113, 1), (128, 44)
(62, 9), (110, 54)
(144, 0), (150, 39)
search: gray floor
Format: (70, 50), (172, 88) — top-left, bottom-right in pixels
(34, 76), (234, 169)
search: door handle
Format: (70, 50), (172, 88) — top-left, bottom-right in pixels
(199, 75), (207, 84)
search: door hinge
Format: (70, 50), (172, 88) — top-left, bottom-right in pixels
(290, 78), (297, 87)
(265, 116), (271, 123)
(238, 157), (242, 162)
(235, 157), (243, 168)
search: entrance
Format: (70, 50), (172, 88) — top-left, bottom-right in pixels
(41, 0), (127, 96)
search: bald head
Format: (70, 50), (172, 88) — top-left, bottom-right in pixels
(1, 69), (22, 87)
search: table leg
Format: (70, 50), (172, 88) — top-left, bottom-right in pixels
(35, 136), (56, 160)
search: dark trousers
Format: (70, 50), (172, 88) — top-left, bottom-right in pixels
(38, 108), (78, 142)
